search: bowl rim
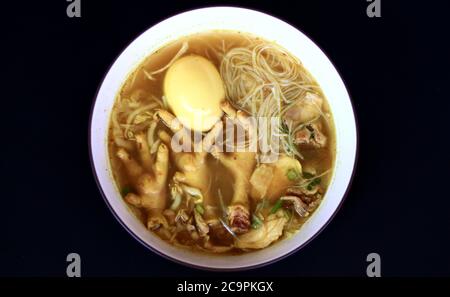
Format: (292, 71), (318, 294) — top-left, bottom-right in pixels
(88, 6), (359, 272)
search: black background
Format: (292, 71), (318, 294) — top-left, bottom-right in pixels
(2, 0), (449, 277)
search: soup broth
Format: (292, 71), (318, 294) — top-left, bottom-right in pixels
(108, 31), (335, 254)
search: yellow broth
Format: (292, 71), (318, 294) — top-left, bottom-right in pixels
(108, 31), (336, 254)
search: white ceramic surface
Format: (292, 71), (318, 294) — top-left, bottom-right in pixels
(89, 7), (357, 270)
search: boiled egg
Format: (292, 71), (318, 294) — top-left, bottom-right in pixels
(164, 55), (224, 132)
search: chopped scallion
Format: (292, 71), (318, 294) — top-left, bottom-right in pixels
(302, 172), (315, 179)
(286, 168), (300, 181)
(270, 199), (283, 214)
(307, 177), (321, 190)
(195, 203), (205, 215)
(251, 215), (263, 229)
(121, 186), (131, 197)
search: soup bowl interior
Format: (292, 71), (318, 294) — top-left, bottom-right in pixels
(90, 7), (357, 270)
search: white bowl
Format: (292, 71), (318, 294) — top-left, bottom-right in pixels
(89, 7), (357, 271)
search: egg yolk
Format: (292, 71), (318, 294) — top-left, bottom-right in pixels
(164, 55), (224, 132)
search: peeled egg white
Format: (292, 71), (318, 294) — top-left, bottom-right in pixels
(164, 55), (224, 132)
